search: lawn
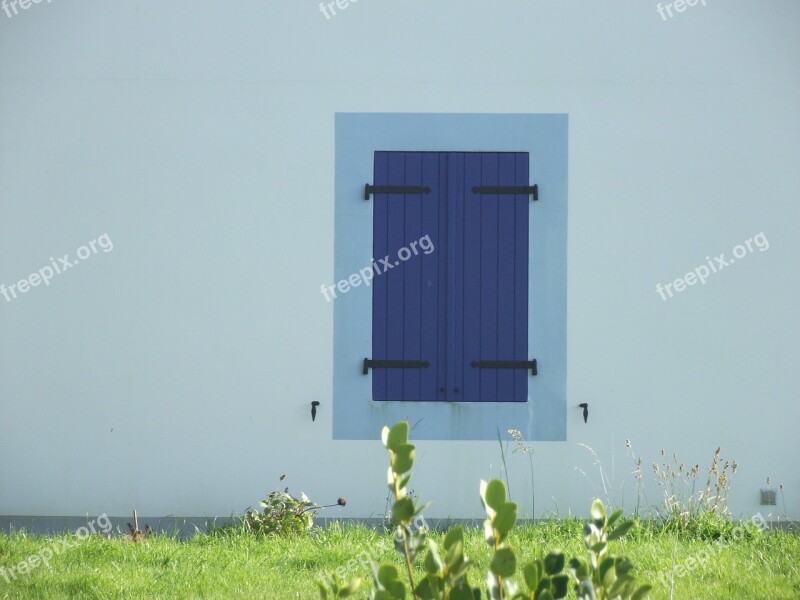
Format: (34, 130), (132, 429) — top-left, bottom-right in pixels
(0, 521), (798, 599)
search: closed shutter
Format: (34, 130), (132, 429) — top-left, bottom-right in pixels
(370, 151), (531, 403)
(458, 152), (529, 402)
(372, 152), (446, 401)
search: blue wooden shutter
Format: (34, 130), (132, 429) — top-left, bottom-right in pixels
(372, 152), (446, 401)
(457, 152), (529, 402)
(371, 151), (529, 403)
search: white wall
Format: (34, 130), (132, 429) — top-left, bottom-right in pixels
(0, 0), (798, 521)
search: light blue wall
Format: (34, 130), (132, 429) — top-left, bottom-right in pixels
(0, 1), (798, 520)
(333, 114), (568, 440)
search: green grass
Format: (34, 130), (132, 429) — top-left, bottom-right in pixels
(0, 521), (798, 599)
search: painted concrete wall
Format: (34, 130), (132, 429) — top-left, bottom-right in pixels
(0, 1), (798, 522)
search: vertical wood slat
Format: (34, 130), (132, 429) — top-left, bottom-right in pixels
(446, 153), (459, 399)
(461, 153), (482, 402)
(479, 153), (499, 401)
(437, 154), (450, 400)
(402, 153), (423, 400)
(496, 153), (517, 403)
(371, 152), (389, 401)
(385, 153), (406, 400)
(450, 153), (465, 399)
(420, 152), (443, 401)
(514, 153), (530, 403)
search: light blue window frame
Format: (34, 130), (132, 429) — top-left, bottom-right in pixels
(333, 113), (568, 441)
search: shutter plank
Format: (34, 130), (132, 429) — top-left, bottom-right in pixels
(420, 152), (444, 401)
(385, 153), (407, 400)
(479, 153), (500, 402)
(496, 153), (517, 402)
(461, 154), (483, 402)
(402, 153), (423, 401)
(514, 153), (530, 403)
(372, 152), (389, 401)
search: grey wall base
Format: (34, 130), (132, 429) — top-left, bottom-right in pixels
(0, 516), (237, 538)
(1, 516), (797, 538)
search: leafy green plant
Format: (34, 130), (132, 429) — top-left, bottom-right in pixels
(372, 421), (481, 600)
(481, 479), (518, 599)
(246, 488), (316, 536)
(496, 427), (513, 502)
(318, 574), (363, 599)
(519, 550), (570, 600)
(480, 481), (649, 600)
(567, 500), (651, 600)
(246, 475), (345, 537)
(318, 422), (651, 600)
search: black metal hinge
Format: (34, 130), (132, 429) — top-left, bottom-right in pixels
(472, 185), (538, 201)
(471, 360), (538, 376)
(363, 358), (431, 375)
(364, 184), (431, 200)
